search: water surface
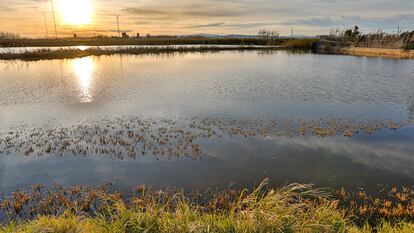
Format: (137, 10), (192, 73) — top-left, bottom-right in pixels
(0, 50), (413, 194)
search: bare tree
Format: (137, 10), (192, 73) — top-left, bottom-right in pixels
(258, 29), (279, 44)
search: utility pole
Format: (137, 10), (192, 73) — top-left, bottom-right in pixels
(51, 0), (58, 39)
(115, 15), (121, 37)
(291, 27), (294, 38)
(42, 10), (49, 38)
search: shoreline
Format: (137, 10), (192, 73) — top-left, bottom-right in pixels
(1, 180), (414, 232)
(0, 37), (318, 48)
(0, 45), (306, 61)
(0, 38), (318, 61)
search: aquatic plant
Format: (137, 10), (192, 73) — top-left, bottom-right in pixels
(0, 117), (409, 160)
(334, 186), (414, 227)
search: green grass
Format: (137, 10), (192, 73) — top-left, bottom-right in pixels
(1, 180), (413, 232)
(403, 44), (414, 50)
(1, 181), (349, 233)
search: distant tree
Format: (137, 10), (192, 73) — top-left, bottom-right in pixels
(121, 32), (129, 39)
(353, 26), (360, 36)
(344, 26), (360, 41)
(258, 29), (279, 44)
(0, 31), (20, 39)
(258, 29), (279, 38)
(344, 29), (353, 38)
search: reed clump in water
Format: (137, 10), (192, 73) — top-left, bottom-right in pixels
(335, 186), (414, 227)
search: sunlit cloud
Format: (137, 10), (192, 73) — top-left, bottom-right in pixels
(0, 0), (413, 37)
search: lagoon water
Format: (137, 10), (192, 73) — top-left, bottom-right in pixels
(0, 50), (414, 194)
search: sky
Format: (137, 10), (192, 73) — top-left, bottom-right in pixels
(0, 0), (413, 38)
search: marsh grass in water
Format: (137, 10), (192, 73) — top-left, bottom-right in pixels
(0, 117), (408, 160)
(335, 186), (414, 227)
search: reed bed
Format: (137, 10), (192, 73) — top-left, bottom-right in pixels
(325, 28), (414, 50)
(0, 37), (287, 48)
(1, 180), (414, 232)
(354, 31), (414, 50)
(0, 46), (281, 61)
(0, 38), (319, 61)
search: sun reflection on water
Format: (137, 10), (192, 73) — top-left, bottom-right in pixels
(71, 57), (94, 103)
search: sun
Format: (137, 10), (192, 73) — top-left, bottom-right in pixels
(58, 0), (92, 25)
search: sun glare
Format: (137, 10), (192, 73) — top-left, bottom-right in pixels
(58, 0), (92, 25)
(72, 57), (94, 103)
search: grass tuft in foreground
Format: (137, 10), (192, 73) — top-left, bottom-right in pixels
(1, 180), (413, 232)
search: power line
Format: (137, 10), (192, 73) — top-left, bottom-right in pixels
(115, 15), (121, 37)
(51, 0), (58, 39)
(42, 10), (49, 38)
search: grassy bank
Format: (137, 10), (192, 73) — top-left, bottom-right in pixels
(0, 37), (310, 48)
(0, 40), (315, 61)
(0, 46), (281, 61)
(1, 180), (414, 232)
(0, 38), (319, 61)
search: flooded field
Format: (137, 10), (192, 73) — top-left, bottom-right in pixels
(0, 50), (413, 195)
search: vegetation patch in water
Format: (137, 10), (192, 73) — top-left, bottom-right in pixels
(0, 117), (409, 159)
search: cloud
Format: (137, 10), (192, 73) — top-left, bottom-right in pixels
(189, 22), (271, 29)
(280, 15), (414, 30)
(122, 4), (249, 19)
(1, 0), (414, 36)
(0, 4), (13, 11)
